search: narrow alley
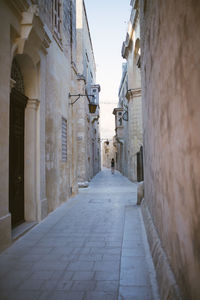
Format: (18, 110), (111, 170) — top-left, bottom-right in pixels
(0, 169), (159, 300)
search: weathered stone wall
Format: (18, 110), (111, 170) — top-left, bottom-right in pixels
(0, 0), (78, 251)
(45, 0), (77, 211)
(45, 41), (72, 211)
(0, 1), (12, 251)
(118, 1), (142, 183)
(102, 141), (116, 169)
(75, 0), (99, 184)
(128, 94), (142, 182)
(140, 0), (200, 299)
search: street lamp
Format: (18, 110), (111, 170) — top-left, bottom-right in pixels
(69, 93), (98, 114)
(105, 140), (109, 145)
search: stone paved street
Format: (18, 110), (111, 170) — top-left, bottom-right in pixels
(0, 169), (159, 300)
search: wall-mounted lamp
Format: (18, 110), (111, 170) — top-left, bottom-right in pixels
(69, 93), (97, 114)
(105, 140), (109, 145)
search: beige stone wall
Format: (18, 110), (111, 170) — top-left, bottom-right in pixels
(45, 42), (72, 212)
(140, 0), (200, 299)
(126, 10), (142, 183)
(75, 0), (100, 184)
(116, 0), (143, 182)
(102, 141), (116, 169)
(0, 0), (79, 251)
(0, 1), (12, 251)
(44, 0), (78, 211)
(0, 0), (51, 251)
(127, 92), (142, 182)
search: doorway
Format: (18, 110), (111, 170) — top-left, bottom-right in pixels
(137, 146), (144, 182)
(9, 59), (28, 227)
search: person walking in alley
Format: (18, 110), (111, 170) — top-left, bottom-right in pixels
(111, 158), (115, 174)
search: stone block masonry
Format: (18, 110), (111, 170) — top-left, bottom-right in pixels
(140, 0), (200, 298)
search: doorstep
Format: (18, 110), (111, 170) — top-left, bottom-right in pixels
(12, 221), (37, 240)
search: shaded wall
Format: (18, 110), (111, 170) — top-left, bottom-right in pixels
(140, 0), (200, 299)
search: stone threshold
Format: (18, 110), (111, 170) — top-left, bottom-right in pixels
(12, 221), (38, 241)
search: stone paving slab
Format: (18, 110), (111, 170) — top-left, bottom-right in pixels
(0, 169), (159, 300)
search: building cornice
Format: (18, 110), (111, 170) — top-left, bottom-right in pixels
(126, 88), (141, 100)
(10, 3), (51, 55)
(7, 0), (30, 15)
(121, 6), (139, 59)
(112, 107), (123, 115)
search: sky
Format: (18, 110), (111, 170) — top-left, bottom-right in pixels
(84, 0), (131, 139)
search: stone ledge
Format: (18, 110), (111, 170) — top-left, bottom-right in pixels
(78, 181), (89, 188)
(0, 214), (11, 253)
(141, 200), (182, 300)
(12, 221), (37, 241)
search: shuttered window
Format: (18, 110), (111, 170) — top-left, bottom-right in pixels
(61, 118), (67, 161)
(53, 0), (62, 41)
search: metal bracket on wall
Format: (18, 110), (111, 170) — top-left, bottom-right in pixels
(69, 93), (94, 105)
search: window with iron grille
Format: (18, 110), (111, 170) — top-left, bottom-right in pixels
(61, 118), (67, 161)
(53, 0), (62, 41)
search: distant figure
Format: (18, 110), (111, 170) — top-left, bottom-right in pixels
(111, 158), (115, 174)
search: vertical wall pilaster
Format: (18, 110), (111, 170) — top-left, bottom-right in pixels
(24, 99), (39, 221)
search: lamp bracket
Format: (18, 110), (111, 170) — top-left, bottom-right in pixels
(69, 93), (94, 105)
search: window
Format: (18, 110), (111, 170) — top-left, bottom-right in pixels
(86, 52), (89, 62)
(118, 117), (122, 126)
(61, 118), (67, 161)
(53, 0), (62, 41)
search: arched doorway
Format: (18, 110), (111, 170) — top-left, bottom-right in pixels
(9, 58), (28, 227)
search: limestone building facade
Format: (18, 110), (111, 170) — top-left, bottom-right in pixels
(0, 0), (100, 252)
(113, 0), (143, 182)
(140, 0), (200, 299)
(75, 0), (101, 186)
(102, 139), (116, 169)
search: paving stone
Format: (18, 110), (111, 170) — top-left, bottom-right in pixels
(119, 286), (153, 300)
(120, 268), (150, 286)
(0, 290), (41, 300)
(91, 247), (121, 255)
(19, 254), (45, 262)
(106, 241), (122, 247)
(59, 271), (74, 280)
(84, 291), (117, 300)
(85, 241), (106, 248)
(78, 254), (102, 261)
(12, 262), (34, 271)
(72, 271), (94, 280)
(50, 247), (74, 255)
(55, 280), (73, 290)
(32, 261), (68, 271)
(94, 261), (120, 272)
(38, 291), (84, 300)
(30, 271), (54, 280)
(67, 261), (94, 271)
(28, 247), (53, 255)
(122, 247), (145, 257)
(102, 254), (120, 261)
(59, 254), (79, 262)
(95, 280), (118, 292)
(87, 236), (105, 242)
(73, 247), (91, 255)
(18, 279), (45, 290)
(95, 271), (120, 281)
(71, 280), (96, 291)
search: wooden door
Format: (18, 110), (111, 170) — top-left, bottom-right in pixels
(9, 88), (27, 227)
(137, 146), (144, 182)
